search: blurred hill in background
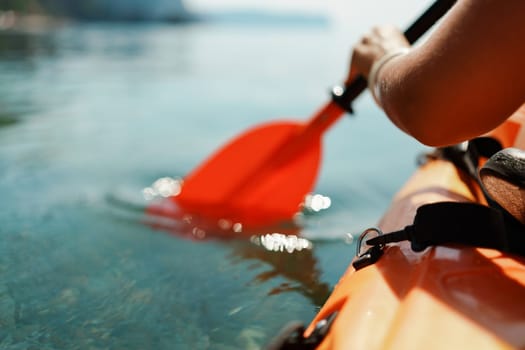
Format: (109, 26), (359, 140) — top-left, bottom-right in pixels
(0, 0), (191, 21)
(0, 0), (330, 31)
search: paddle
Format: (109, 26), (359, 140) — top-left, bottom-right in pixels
(171, 0), (456, 228)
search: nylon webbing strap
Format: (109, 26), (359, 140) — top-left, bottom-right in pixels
(367, 202), (525, 257)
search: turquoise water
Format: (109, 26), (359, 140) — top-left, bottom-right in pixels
(0, 20), (423, 349)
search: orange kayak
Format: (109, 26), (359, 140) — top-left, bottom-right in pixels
(302, 159), (525, 349)
(299, 117), (525, 349)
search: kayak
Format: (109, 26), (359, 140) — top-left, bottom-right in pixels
(300, 159), (525, 349)
(295, 117), (525, 349)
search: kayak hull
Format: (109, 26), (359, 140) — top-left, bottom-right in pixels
(304, 159), (525, 349)
(307, 243), (525, 349)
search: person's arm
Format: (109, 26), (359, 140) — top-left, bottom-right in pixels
(351, 0), (525, 147)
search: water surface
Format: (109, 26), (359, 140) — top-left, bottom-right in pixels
(0, 20), (423, 349)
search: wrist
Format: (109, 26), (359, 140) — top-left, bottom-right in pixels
(368, 48), (410, 107)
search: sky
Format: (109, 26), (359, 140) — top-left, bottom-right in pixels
(186, 0), (436, 29)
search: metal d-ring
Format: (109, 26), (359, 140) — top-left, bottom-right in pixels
(355, 227), (384, 258)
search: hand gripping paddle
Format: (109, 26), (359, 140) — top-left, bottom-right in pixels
(167, 0), (456, 228)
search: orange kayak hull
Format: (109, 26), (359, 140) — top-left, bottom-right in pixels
(305, 158), (525, 349)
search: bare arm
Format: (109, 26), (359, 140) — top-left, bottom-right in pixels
(352, 0), (525, 146)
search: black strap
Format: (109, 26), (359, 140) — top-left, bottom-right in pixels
(367, 202), (525, 257)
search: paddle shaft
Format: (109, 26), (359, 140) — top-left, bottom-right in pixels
(304, 0), (457, 137)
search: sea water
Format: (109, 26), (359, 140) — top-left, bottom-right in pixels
(0, 19), (423, 349)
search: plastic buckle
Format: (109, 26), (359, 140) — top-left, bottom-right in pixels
(352, 228), (385, 271)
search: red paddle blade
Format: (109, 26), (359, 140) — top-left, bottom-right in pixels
(173, 120), (322, 227)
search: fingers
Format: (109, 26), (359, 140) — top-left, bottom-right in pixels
(349, 38), (386, 81)
(371, 25), (399, 38)
(346, 25), (410, 83)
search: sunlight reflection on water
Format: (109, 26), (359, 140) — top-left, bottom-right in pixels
(142, 177), (182, 199)
(142, 176), (333, 239)
(252, 233), (313, 253)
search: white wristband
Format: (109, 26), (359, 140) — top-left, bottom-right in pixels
(368, 48), (410, 107)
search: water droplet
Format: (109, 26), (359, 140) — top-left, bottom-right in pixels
(218, 219), (232, 230)
(192, 227), (206, 239)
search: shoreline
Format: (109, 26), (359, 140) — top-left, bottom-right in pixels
(0, 11), (67, 33)
(0, 10), (199, 34)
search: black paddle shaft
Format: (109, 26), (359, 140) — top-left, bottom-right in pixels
(332, 0), (457, 113)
